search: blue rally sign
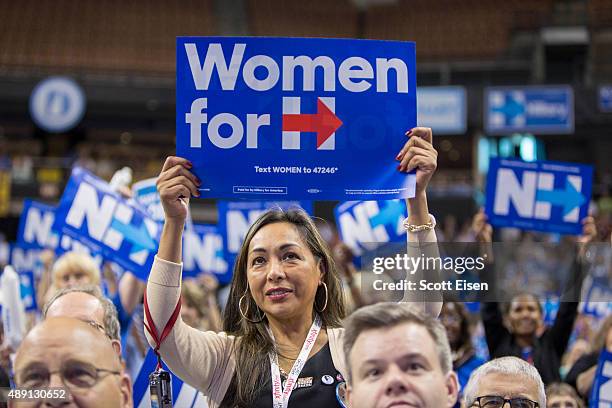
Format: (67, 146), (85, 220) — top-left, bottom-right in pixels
(53, 167), (160, 280)
(217, 200), (313, 272)
(485, 158), (592, 235)
(177, 37), (417, 200)
(17, 200), (58, 249)
(590, 349), (612, 407)
(132, 177), (165, 223)
(485, 86), (574, 134)
(183, 224), (229, 282)
(417, 86), (466, 135)
(334, 200), (407, 257)
(600, 85), (612, 112)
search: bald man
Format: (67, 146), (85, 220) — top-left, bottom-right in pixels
(43, 285), (122, 356)
(11, 317), (132, 408)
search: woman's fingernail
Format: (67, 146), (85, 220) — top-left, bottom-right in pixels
(395, 154), (402, 161)
(405, 129), (413, 136)
(397, 165), (402, 171)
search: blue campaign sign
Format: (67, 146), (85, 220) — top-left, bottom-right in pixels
(53, 167), (160, 280)
(9, 244), (41, 275)
(217, 200), (313, 272)
(17, 200), (59, 250)
(334, 200), (407, 257)
(579, 277), (612, 319)
(417, 86), (466, 134)
(600, 86), (612, 112)
(183, 224), (229, 283)
(485, 158), (592, 235)
(590, 349), (612, 407)
(132, 177), (165, 223)
(19, 271), (37, 312)
(485, 86), (574, 134)
(176, 37), (417, 200)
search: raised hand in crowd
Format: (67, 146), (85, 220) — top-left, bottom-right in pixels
(397, 127), (437, 224)
(332, 241), (366, 309)
(156, 156), (199, 263)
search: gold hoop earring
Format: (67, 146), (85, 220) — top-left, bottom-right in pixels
(315, 282), (328, 313)
(239, 293), (265, 323)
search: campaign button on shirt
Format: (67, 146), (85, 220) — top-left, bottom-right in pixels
(321, 375), (335, 385)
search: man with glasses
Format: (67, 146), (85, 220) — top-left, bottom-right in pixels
(463, 356), (546, 408)
(43, 285), (122, 356)
(11, 317), (133, 407)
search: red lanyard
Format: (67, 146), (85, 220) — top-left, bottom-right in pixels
(143, 289), (182, 370)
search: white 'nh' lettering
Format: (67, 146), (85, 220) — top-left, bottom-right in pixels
(65, 182), (116, 241)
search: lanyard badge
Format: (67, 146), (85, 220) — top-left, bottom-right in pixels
(269, 315), (322, 408)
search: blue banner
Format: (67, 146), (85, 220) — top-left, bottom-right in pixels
(132, 177), (165, 223)
(580, 276), (612, 319)
(17, 200), (58, 249)
(217, 201), (313, 273)
(7, 244), (40, 312)
(600, 86), (612, 112)
(176, 37), (417, 200)
(133, 349), (207, 408)
(183, 224), (229, 283)
(417, 86), (466, 134)
(485, 158), (592, 235)
(19, 271), (37, 312)
(485, 86), (574, 134)
(9, 244), (41, 275)
(334, 200), (407, 258)
(53, 167), (160, 281)
(590, 349), (612, 407)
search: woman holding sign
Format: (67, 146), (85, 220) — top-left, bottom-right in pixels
(144, 127), (439, 407)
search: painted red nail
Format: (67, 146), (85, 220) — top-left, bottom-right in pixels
(406, 129), (413, 136)
(395, 154), (402, 161)
(397, 165), (402, 171)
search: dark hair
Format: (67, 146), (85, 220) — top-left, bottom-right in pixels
(440, 301), (473, 354)
(221, 208), (346, 406)
(504, 292), (543, 316)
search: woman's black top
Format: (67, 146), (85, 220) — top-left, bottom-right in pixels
(220, 342), (343, 407)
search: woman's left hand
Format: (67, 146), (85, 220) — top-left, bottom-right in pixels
(396, 127), (437, 195)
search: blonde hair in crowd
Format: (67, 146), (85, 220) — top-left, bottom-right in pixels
(52, 252), (101, 286)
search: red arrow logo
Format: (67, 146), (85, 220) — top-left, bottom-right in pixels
(282, 98), (343, 148)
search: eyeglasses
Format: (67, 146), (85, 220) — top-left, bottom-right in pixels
(472, 396), (539, 408)
(85, 320), (113, 341)
(14, 360), (121, 391)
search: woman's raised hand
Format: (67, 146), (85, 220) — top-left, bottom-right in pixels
(157, 156), (201, 222)
(396, 127), (438, 195)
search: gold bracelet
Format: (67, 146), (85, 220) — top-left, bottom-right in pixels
(402, 214), (436, 232)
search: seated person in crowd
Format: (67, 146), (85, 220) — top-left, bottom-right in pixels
(545, 382), (585, 408)
(12, 317), (132, 408)
(473, 211), (597, 385)
(463, 356), (546, 408)
(343, 302), (459, 408)
(565, 314), (612, 402)
(42, 285), (122, 356)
